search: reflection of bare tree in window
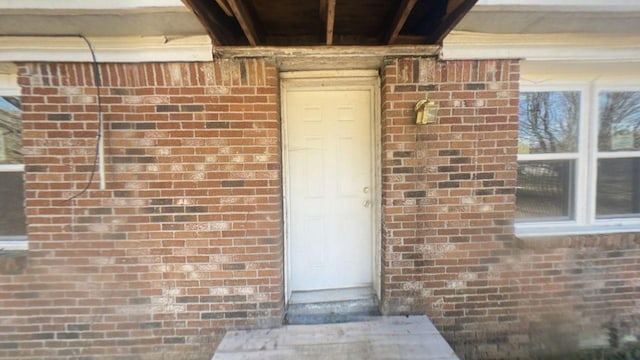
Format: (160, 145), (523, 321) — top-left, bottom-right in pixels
(0, 96), (22, 163)
(599, 92), (640, 151)
(519, 92), (579, 153)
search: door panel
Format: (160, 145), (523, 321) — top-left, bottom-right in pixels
(286, 88), (373, 291)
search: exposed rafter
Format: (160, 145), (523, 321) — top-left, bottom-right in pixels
(325, 0), (336, 45)
(385, 0), (417, 44)
(182, 0), (238, 45)
(182, 0), (477, 47)
(215, 0), (233, 17)
(425, 0), (478, 44)
(226, 0), (261, 46)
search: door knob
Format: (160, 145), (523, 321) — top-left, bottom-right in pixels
(363, 200), (371, 208)
(363, 186), (369, 193)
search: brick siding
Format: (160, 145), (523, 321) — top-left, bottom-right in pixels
(380, 57), (640, 358)
(1, 57), (639, 359)
(380, 57), (521, 315)
(0, 60), (283, 359)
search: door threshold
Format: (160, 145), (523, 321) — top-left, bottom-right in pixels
(289, 286), (375, 304)
(286, 286), (380, 325)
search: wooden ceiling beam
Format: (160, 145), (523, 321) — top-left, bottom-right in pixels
(425, 0), (478, 44)
(385, 0), (418, 45)
(446, 0), (466, 13)
(226, 0), (261, 46)
(215, 0), (234, 17)
(181, 0), (240, 45)
(394, 34), (428, 44)
(325, 0), (336, 45)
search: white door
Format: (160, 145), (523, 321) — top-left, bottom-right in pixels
(284, 81), (374, 292)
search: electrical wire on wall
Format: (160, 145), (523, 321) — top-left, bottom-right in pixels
(67, 35), (105, 201)
(7, 34), (106, 202)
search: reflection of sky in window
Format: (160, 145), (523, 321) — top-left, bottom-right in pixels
(519, 92), (575, 133)
(0, 96), (20, 112)
(518, 91), (579, 153)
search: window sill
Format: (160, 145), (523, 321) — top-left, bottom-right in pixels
(0, 237), (27, 251)
(515, 221), (640, 237)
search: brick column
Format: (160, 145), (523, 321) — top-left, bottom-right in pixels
(380, 55), (520, 331)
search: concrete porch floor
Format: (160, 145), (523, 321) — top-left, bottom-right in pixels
(211, 315), (460, 360)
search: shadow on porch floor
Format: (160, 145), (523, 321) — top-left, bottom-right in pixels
(211, 315), (459, 360)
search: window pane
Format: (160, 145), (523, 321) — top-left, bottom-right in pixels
(0, 172), (26, 236)
(518, 91), (580, 154)
(516, 160), (574, 220)
(0, 96), (22, 164)
(596, 158), (640, 217)
(598, 91), (640, 152)
(0, 96), (25, 237)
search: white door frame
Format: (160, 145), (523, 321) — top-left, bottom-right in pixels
(280, 70), (381, 303)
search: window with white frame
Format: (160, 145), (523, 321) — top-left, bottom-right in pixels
(0, 65), (26, 250)
(595, 90), (640, 218)
(516, 83), (640, 233)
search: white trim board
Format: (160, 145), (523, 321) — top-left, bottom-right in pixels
(280, 70), (379, 79)
(0, 0), (186, 11)
(0, 35), (213, 63)
(442, 31), (640, 62)
(0, 164), (24, 172)
(474, 0), (640, 11)
(521, 61), (640, 84)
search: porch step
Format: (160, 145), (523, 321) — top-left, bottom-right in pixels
(285, 286), (380, 325)
(212, 315), (460, 360)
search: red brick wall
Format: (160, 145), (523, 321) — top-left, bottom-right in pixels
(0, 60), (283, 359)
(380, 57), (520, 314)
(380, 57), (640, 358)
(502, 234), (640, 358)
(2, 56), (639, 359)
